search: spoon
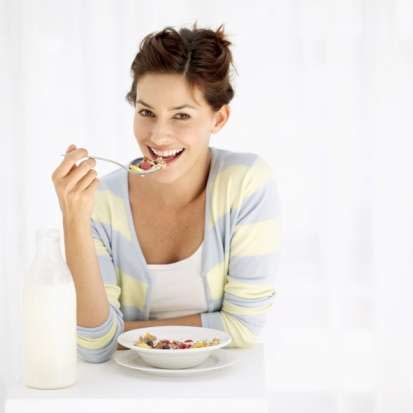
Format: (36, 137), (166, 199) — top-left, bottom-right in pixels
(60, 154), (166, 176)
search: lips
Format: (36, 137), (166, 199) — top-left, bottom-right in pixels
(147, 146), (185, 163)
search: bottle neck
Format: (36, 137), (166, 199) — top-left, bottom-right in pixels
(31, 228), (65, 276)
(36, 237), (62, 259)
(26, 229), (69, 286)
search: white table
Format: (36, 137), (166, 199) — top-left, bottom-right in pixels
(4, 344), (270, 413)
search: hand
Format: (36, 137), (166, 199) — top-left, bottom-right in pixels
(51, 144), (99, 223)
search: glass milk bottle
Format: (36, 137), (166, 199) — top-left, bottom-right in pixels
(23, 228), (77, 389)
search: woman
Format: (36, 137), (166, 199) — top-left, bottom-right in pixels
(52, 23), (281, 363)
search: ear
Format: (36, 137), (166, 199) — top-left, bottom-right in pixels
(211, 105), (230, 134)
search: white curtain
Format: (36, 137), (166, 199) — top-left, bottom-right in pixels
(2, 1), (413, 412)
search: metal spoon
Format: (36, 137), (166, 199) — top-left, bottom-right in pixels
(60, 154), (165, 176)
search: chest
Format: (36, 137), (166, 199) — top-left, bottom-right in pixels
(130, 194), (206, 265)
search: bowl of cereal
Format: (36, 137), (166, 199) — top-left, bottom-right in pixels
(116, 326), (232, 369)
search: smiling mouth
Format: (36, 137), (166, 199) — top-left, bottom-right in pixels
(147, 146), (186, 164)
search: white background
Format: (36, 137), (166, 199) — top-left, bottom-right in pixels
(1, 1), (413, 412)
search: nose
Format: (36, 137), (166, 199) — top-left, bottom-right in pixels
(149, 119), (174, 144)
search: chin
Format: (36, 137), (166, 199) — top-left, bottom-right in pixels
(147, 165), (186, 184)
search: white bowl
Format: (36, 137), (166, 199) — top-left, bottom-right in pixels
(117, 326), (232, 369)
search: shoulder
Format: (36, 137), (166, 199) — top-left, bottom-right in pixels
(96, 168), (126, 195)
(91, 168), (127, 221)
(210, 147), (274, 192)
(212, 146), (261, 169)
(91, 168), (134, 241)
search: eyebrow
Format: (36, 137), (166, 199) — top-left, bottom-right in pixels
(136, 99), (197, 110)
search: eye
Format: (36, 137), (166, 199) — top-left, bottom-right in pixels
(138, 109), (154, 117)
(137, 109), (190, 120)
(174, 113), (190, 120)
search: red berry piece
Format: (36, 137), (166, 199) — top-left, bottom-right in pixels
(139, 160), (153, 170)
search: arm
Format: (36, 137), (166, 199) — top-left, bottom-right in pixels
(75, 216), (125, 362)
(53, 146), (123, 362)
(123, 314), (202, 331)
(64, 217), (110, 327)
(201, 156), (281, 348)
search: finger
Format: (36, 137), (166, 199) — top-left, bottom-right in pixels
(66, 144), (77, 153)
(83, 177), (100, 195)
(74, 169), (98, 192)
(64, 158), (96, 192)
(55, 148), (89, 180)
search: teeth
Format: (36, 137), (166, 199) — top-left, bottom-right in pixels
(151, 147), (184, 157)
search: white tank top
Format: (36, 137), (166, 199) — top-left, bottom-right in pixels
(147, 241), (208, 319)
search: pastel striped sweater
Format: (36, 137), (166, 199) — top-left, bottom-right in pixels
(77, 146), (282, 363)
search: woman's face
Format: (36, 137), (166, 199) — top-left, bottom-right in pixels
(133, 73), (228, 184)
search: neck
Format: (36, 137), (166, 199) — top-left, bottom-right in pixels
(131, 148), (212, 211)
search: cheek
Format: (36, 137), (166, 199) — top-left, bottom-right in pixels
(177, 124), (204, 140)
(181, 131), (210, 151)
(134, 117), (148, 137)
(179, 119), (209, 136)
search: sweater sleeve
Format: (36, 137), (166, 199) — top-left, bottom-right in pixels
(201, 156), (282, 348)
(76, 218), (125, 363)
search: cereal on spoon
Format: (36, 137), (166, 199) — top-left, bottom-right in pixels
(129, 156), (167, 173)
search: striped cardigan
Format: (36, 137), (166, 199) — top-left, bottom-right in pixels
(77, 146), (282, 363)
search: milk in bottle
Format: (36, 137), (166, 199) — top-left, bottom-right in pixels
(23, 228), (77, 389)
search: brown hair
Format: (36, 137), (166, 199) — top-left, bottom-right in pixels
(126, 22), (237, 112)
